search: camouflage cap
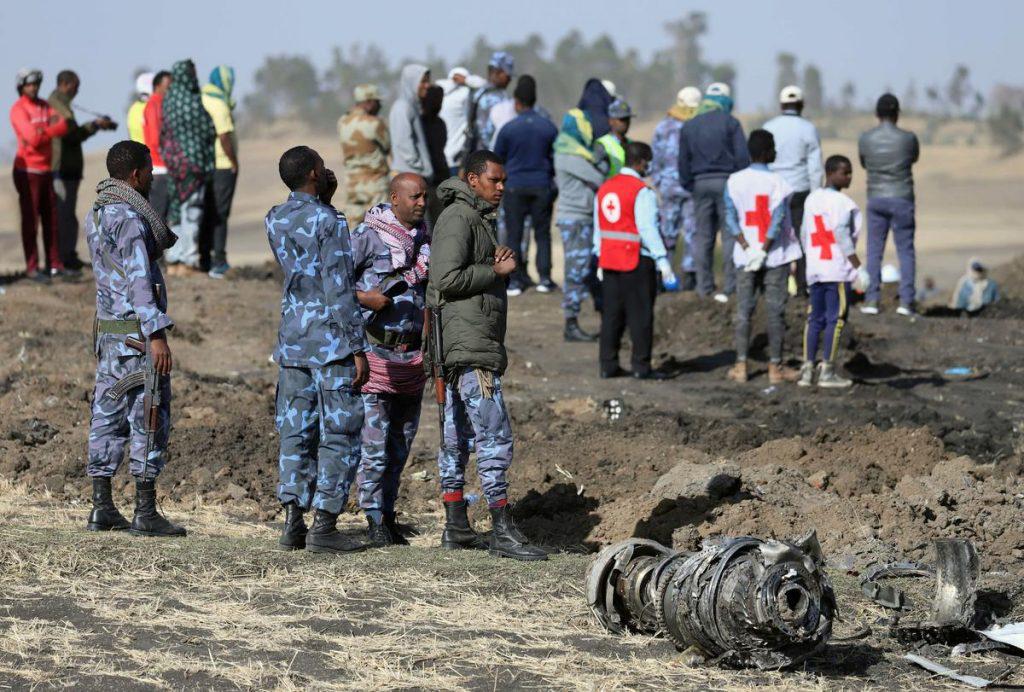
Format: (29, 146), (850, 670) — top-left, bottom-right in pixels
(607, 98), (633, 120)
(354, 83), (381, 102)
(488, 51), (515, 76)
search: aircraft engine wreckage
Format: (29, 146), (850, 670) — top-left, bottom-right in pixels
(586, 533), (837, 669)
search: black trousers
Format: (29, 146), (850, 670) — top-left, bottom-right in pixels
(789, 190), (810, 293)
(502, 186), (554, 284)
(599, 256), (657, 375)
(199, 169), (238, 268)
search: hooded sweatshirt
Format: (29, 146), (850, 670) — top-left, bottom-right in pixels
(388, 64), (434, 180)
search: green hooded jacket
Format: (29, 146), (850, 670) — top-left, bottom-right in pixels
(427, 176), (507, 374)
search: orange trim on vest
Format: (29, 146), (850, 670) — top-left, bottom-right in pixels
(596, 173), (647, 272)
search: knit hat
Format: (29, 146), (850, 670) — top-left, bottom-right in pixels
(354, 84), (381, 102)
(676, 86), (702, 109)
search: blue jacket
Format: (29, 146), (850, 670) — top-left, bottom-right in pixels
(493, 108), (558, 189)
(265, 191), (368, 367)
(677, 109), (750, 191)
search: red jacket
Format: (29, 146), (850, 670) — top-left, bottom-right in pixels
(143, 92), (166, 170)
(10, 94), (68, 172)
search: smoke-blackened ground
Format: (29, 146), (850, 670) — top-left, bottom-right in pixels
(2, 262), (1024, 687)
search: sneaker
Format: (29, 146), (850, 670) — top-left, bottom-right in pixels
(535, 279), (559, 294)
(797, 362), (815, 387)
(859, 302), (879, 315)
(896, 305), (916, 317)
(27, 270), (50, 284)
(713, 293), (729, 304)
(768, 362), (800, 384)
(208, 262), (230, 279)
(506, 285), (523, 297)
(817, 362), (853, 388)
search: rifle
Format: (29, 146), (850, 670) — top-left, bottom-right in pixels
(424, 306), (446, 446)
(106, 334), (161, 480)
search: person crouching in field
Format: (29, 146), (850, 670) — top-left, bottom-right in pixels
(86, 140), (185, 537)
(798, 155), (869, 388)
(266, 146), (370, 554)
(724, 129), (803, 384)
(349, 173), (431, 547)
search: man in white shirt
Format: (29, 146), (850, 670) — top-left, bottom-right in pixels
(763, 86), (823, 293)
(437, 67), (486, 175)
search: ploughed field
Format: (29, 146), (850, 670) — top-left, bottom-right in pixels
(1, 258), (1024, 688)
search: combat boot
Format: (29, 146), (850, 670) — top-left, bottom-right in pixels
(383, 511), (410, 546)
(727, 361), (748, 383)
(86, 477), (130, 531)
(279, 502), (307, 550)
(797, 362), (815, 388)
(306, 509), (366, 554)
(817, 362), (853, 389)
(366, 514), (394, 547)
(489, 505), (547, 561)
(440, 500), (487, 550)
(129, 479), (186, 537)
(564, 318), (597, 342)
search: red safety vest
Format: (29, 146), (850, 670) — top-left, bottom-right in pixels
(596, 173), (647, 272)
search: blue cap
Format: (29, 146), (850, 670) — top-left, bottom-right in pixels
(488, 51), (515, 76)
(607, 98), (633, 119)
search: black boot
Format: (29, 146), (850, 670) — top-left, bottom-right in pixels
(564, 317), (598, 342)
(383, 511), (410, 546)
(279, 502), (307, 550)
(489, 504), (547, 561)
(366, 514), (393, 547)
(440, 500), (487, 550)
(86, 477), (130, 531)
(129, 479), (186, 537)
(306, 509), (366, 554)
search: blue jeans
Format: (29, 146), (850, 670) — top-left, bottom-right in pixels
(804, 282), (849, 363)
(866, 197), (916, 306)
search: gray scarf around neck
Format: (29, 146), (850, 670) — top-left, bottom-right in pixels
(94, 178), (177, 258)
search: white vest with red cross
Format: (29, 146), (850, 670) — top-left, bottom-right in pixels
(801, 187), (863, 284)
(595, 173), (647, 271)
(726, 167), (802, 270)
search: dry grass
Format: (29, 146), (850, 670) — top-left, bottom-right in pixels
(0, 479), (1018, 690)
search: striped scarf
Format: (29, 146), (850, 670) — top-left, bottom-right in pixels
(362, 204), (430, 286)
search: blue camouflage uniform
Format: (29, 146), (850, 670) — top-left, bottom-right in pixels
(266, 191), (368, 514)
(349, 210), (427, 522)
(651, 115), (696, 274)
(86, 203), (174, 480)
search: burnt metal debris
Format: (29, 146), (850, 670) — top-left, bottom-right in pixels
(586, 533), (837, 669)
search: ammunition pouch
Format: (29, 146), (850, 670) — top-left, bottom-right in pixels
(367, 326), (421, 353)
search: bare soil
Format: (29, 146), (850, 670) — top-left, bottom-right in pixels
(2, 256), (1024, 687)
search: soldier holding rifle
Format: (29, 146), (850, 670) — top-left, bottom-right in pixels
(85, 140), (185, 538)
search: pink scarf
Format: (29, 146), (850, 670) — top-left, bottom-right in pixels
(362, 204), (430, 285)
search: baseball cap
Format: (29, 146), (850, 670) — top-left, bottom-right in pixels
(676, 86), (702, 109)
(780, 85), (803, 104)
(601, 79), (617, 98)
(136, 72), (155, 97)
(706, 82), (731, 98)
(488, 51), (515, 76)
(353, 84), (381, 102)
(16, 68), (42, 89)
(607, 98), (633, 119)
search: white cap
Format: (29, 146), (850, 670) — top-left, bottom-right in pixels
(601, 79), (617, 97)
(448, 67), (469, 80)
(676, 86), (702, 109)
(135, 72), (155, 97)
(780, 85), (803, 105)
(706, 82), (731, 98)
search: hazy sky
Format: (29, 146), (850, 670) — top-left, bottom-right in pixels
(1, 0), (1019, 151)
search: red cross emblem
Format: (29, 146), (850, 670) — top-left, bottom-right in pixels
(810, 215), (836, 260)
(601, 192), (621, 223)
(745, 194), (771, 244)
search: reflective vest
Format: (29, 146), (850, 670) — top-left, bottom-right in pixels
(596, 133), (626, 178)
(596, 173), (647, 272)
